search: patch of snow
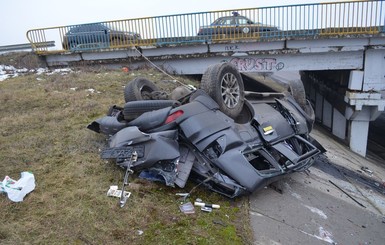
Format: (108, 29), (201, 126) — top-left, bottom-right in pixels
(36, 68), (49, 75)
(0, 64), (21, 81)
(46, 68), (72, 75)
(0, 64), (73, 81)
(86, 88), (101, 94)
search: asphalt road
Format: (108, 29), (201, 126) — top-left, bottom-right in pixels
(249, 126), (385, 245)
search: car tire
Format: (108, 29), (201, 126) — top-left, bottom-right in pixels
(69, 41), (77, 50)
(123, 100), (180, 121)
(287, 79), (307, 110)
(242, 27), (250, 34)
(200, 62), (245, 119)
(110, 37), (121, 46)
(124, 77), (160, 102)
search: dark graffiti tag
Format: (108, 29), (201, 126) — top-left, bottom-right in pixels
(225, 45), (239, 51)
(230, 58), (284, 71)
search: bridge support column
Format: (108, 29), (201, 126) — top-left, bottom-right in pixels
(344, 68), (385, 156)
(348, 120), (370, 157)
(346, 109), (370, 157)
(332, 108), (346, 140)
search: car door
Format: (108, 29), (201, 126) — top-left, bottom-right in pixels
(215, 17), (235, 34)
(228, 17), (237, 34)
(91, 24), (110, 48)
(237, 17), (252, 34)
(78, 24), (95, 47)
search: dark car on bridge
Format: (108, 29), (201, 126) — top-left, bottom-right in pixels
(197, 12), (278, 36)
(62, 23), (141, 50)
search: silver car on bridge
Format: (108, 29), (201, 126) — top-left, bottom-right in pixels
(198, 12), (278, 36)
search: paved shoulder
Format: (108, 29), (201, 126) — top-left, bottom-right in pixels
(249, 127), (385, 245)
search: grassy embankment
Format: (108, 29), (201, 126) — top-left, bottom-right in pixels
(0, 52), (252, 244)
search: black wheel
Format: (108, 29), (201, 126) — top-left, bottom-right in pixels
(69, 41), (77, 50)
(200, 62), (244, 119)
(242, 27), (250, 34)
(110, 37), (121, 46)
(287, 79), (307, 110)
(123, 100), (180, 121)
(124, 77), (160, 102)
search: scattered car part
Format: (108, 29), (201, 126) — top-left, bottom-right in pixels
(107, 186), (131, 199)
(120, 151), (137, 208)
(329, 180), (366, 208)
(194, 201), (220, 209)
(179, 202), (195, 214)
(124, 77), (161, 102)
(200, 207), (213, 212)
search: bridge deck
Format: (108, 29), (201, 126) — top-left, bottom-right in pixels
(26, 1), (385, 54)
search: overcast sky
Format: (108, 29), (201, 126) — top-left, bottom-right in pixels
(1, 0), (341, 46)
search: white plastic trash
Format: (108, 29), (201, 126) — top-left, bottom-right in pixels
(0, 172), (36, 202)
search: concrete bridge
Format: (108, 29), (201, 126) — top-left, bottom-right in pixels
(27, 1), (385, 157)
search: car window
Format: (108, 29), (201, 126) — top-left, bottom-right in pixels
(69, 24), (108, 33)
(237, 17), (253, 25)
(212, 18), (223, 25)
(89, 24), (107, 31)
(220, 17), (235, 25)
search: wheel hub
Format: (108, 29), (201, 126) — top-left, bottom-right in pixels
(221, 73), (240, 109)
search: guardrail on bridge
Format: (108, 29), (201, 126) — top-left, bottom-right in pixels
(26, 0), (385, 54)
(0, 41), (55, 53)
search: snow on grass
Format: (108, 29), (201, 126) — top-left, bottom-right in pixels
(0, 64), (73, 81)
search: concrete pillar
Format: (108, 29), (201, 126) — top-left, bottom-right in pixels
(322, 99), (332, 129)
(315, 92), (323, 121)
(332, 108), (346, 140)
(345, 106), (372, 157)
(348, 120), (369, 157)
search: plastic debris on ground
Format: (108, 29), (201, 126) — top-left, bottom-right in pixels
(200, 206), (213, 212)
(179, 202), (195, 214)
(107, 185), (131, 199)
(194, 201), (220, 209)
(361, 166), (373, 175)
(0, 172), (36, 202)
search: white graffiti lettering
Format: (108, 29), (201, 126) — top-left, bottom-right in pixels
(230, 58), (284, 71)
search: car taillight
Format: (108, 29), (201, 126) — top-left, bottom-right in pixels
(164, 110), (184, 124)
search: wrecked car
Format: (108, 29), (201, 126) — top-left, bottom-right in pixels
(87, 63), (324, 198)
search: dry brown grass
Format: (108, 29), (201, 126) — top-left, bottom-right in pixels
(0, 55), (253, 244)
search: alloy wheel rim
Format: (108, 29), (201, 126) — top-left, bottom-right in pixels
(220, 73), (240, 109)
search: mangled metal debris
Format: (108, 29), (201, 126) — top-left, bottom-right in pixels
(88, 63), (324, 199)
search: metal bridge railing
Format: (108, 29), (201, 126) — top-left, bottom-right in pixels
(26, 0), (385, 54)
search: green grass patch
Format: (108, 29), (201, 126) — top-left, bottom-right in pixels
(0, 65), (253, 244)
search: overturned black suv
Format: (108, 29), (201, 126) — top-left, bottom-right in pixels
(88, 63), (324, 198)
